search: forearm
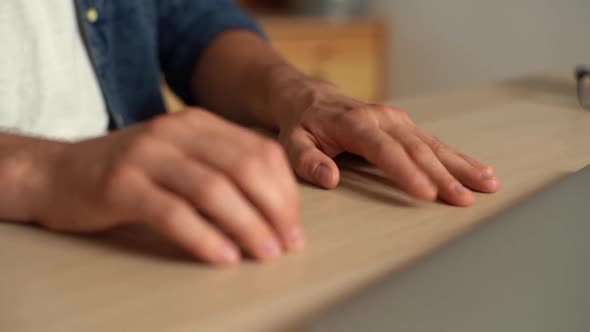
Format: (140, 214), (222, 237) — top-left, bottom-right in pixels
(0, 132), (65, 223)
(191, 30), (318, 129)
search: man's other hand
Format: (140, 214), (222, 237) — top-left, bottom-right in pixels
(37, 109), (303, 266)
(277, 84), (500, 207)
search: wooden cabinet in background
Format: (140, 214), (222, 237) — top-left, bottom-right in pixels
(261, 18), (386, 103)
(162, 17), (387, 112)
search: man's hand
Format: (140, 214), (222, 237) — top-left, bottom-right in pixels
(276, 83), (500, 207)
(191, 31), (499, 206)
(28, 109), (302, 266)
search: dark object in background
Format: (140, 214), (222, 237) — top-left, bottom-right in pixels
(238, 0), (290, 12)
(238, 0), (369, 17)
(575, 65), (590, 110)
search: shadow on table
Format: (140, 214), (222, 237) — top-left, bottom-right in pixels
(334, 153), (420, 208)
(80, 224), (199, 264)
(0, 221), (204, 265)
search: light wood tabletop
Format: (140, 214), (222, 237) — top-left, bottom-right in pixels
(2, 72), (590, 332)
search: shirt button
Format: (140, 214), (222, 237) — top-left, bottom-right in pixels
(86, 8), (99, 23)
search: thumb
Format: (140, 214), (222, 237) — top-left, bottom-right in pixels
(283, 130), (340, 189)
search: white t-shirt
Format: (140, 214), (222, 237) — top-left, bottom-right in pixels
(0, 1), (108, 141)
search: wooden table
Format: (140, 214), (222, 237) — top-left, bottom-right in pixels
(2, 72), (590, 332)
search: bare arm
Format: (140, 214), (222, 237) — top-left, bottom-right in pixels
(191, 30), (311, 129)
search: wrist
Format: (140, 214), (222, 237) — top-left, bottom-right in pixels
(264, 64), (333, 130)
(0, 139), (68, 223)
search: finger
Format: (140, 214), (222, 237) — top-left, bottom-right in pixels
(148, 149), (287, 260)
(457, 152), (494, 173)
(218, 140), (303, 251)
(390, 129), (475, 206)
(167, 111), (303, 251)
(339, 129), (437, 201)
(415, 130), (500, 193)
(117, 168), (241, 267)
(186, 109), (301, 192)
(416, 130), (495, 173)
(438, 150), (500, 193)
(282, 129), (340, 189)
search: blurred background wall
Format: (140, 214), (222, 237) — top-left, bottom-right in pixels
(371, 0), (590, 99)
(167, 1), (590, 112)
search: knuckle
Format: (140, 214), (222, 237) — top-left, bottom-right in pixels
(196, 173), (230, 202)
(380, 105), (411, 123)
(102, 164), (134, 203)
(156, 202), (186, 231)
(145, 115), (176, 134)
(374, 104), (393, 113)
(370, 139), (390, 164)
(391, 107), (409, 118)
(430, 138), (445, 154)
(259, 140), (287, 164)
(406, 142), (432, 159)
(126, 135), (157, 160)
(236, 153), (264, 179)
(340, 107), (380, 132)
(386, 107), (411, 123)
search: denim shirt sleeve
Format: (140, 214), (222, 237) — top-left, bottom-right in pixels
(157, 0), (265, 105)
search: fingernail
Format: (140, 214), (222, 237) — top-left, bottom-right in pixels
(481, 169), (495, 180)
(288, 226), (305, 250)
(221, 246), (240, 265)
(263, 240), (282, 258)
(454, 184), (467, 194)
(313, 165), (331, 186)
(482, 173), (495, 180)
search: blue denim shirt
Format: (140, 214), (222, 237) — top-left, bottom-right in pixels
(75, 0), (263, 130)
